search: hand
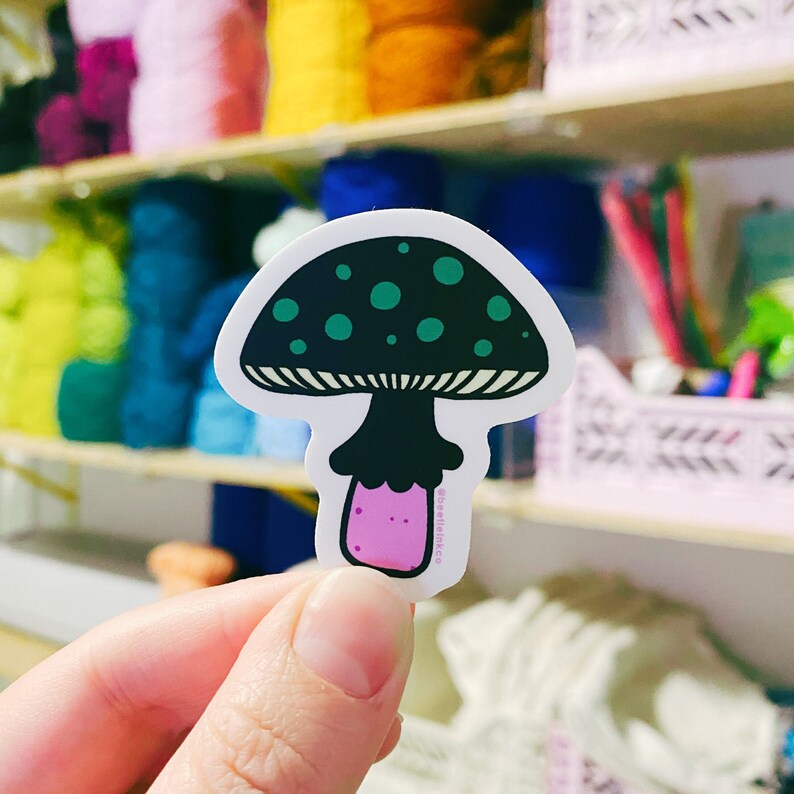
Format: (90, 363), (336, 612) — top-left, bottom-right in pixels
(0, 567), (414, 793)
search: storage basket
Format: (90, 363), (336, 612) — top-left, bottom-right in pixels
(534, 346), (794, 536)
(544, 0), (794, 96)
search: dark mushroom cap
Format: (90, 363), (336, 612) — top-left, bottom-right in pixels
(240, 235), (549, 400)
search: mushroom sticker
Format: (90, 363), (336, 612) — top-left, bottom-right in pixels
(215, 209), (574, 600)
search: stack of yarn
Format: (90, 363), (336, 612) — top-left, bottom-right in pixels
(37, 0), (137, 164)
(5, 212), (82, 435)
(363, 0), (499, 114)
(264, 0), (370, 135)
(131, 0), (267, 153)
(57, 207), (130, 442)
(0, 251), (24, 426)
(182, 273), (255, 456)
(122, 180), (219, 448)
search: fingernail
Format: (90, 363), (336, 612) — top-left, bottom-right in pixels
(397, 712), (404, 724)
(293, 568), (412, 699)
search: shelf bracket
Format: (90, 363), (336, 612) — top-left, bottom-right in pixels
(0, 454), (79, 504)
(270, 487), (319, 517)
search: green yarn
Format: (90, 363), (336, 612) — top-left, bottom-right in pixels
(57, 359), (127, 442)
(79, 303), (130, 363)
(81, 242), (124, 303)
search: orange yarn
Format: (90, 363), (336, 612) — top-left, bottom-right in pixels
(365, 0), (501, 32)
(367, 24), (482, 114)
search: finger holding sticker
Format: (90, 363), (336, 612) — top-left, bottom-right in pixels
(216, 209), (575, 600)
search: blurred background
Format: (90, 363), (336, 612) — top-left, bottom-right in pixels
(1, 0), (794, 790)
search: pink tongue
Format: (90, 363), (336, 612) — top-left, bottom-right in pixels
(345, 482), (429, 572)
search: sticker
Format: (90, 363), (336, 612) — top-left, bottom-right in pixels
(215, 209), (575, 600)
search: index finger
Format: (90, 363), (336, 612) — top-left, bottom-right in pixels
(0, 569), (314, 794)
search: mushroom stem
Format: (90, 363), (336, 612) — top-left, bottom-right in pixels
(329, 391), (463, 578)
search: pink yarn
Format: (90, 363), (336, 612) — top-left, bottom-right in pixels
(36, 94), (105, 165)
(130, 0), (266, 153)
(67, 0), (145, 45)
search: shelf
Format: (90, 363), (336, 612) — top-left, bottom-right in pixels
(1, 65), (793, 212)
(3, 431), (794, 556)
(0, 431), (310, 491)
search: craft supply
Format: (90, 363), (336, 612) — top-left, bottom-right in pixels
(454, 10), (539, 99)
(697, 370), (731, 397)
(131, 0), (266, 152)
(367, 24), (482, 113)
(78, 302), (129, 363)
(0, 253), (24, 312)
(80, 241), (124, 303)
(254, 415), (310, 461)
(35, 92), (104, 165)
(727, 349), (761, 399)
(253, 207), (326, 269)
(57, 358), (125, 442)
(0, 2), (54, 93)
(66, 0), (142, 45)
(8, 367), (62, 436)
(216, 208), (574, 600)
(485, 175), (604, 290)
(320, 150), (444, 221)
(264, 0), (370, 135)
(601, 181), (688, 365)
(740, 209), (794, 288)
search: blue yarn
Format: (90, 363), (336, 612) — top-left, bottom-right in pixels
(190, 389), (254, 456)
(320, 150), (444, 221)
(127, 322), (192, 380)
(130, 179), (219, 257)
(482, 175), (604, 290)
(126, 250), (218, 328)
(255, 415), (311, 462)
(121, 375), (196, 448)
(180, 274), (252, 367)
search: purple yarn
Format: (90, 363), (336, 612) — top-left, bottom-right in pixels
(36, 94), (105, 165)
(77, 39), (137, 126)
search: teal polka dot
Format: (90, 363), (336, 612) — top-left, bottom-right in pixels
(273, 298), (298, 322)
(398, 242), (410, 254)
(370, 281), (401, 310)
(386, 334), (397, 345)
(325, 313), (352, 341)
(487, 295), (512, 322)
(474, 339), (492, 357)
(433, 256), (463, 285)
(417, 317), (444, 342)
(290, 339), (307, 355)
(335, 264), (351, 280)
(522, 331), (529, 338)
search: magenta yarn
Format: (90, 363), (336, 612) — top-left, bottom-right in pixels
(36, 94), (104, 165)
(77, 39), (137, 126)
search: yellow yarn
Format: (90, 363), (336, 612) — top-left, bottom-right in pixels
(264, 0), (371, 135)
(81, 242), (124, 303)
(18, 300), (79, 368)
(24, 243), (82, 301)
(0, 316), (20, 426)
(79, 302), (130, 363)
(9, 367), (62, 436)
(0, 253), (25, 313)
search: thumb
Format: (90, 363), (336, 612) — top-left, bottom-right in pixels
(149, 567), (414, 793)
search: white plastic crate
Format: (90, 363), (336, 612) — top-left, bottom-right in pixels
(545, 0), (794, 96)
(534, 346), (794, 535)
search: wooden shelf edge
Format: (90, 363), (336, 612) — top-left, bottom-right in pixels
(1, 65), (793, 210)
(2, 432), (793, 556)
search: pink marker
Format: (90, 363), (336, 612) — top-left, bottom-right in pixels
(727, 350), (761, 399)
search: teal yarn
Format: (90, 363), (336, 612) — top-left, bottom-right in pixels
(57, 359), (126, 442)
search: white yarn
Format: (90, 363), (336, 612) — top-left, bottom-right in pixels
(66, 0), (145, 45)
(252, 207), (326, 269)
(0, 4), (52, 93)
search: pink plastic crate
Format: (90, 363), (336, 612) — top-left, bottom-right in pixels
(535, 347), (794, 536)
(545, 0), (794, 96)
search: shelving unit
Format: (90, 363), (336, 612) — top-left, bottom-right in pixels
(4, 432), (794, 557)
(1, 66), (793, 212)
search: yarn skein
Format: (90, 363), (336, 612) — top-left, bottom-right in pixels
(57, 359), (126, 442)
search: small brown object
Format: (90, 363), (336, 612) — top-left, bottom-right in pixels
(146, 541), (237, 598)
